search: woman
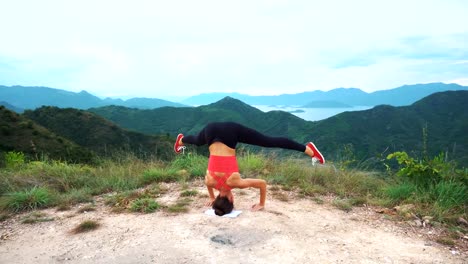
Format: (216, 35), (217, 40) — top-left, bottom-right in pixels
(174, 122), (325, 216)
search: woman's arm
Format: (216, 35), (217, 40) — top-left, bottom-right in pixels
(236, 178), (267, 211)
(205, 186), (216, 206)
(205, 175), (216, 206)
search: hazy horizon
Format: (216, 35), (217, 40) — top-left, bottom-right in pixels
(3, 81), (467, 102)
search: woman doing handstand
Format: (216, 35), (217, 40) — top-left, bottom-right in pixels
(173, 122), (325, 216)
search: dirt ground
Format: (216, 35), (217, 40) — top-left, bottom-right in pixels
(0, 179), (466, 264)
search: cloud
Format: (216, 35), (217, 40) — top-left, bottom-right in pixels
(0, 0), (467, 97)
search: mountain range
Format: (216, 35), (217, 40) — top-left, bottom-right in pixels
(88, 91), (468, 166)
(181, 83), (468, 106)
(1, 83), (467, 112)
(0, 85), (185, 111)
(1, 86), (467, 167)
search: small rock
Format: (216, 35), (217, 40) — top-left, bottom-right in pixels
(423, 216), (433, 221)
(457, 217), (468, 226)
(422, 216), (433, 227)
(210, 235), (233, 245)
(407, 220), (422, 227)
(394, 204), (415, 213)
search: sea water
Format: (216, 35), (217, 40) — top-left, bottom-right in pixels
(253, 105), (374, 122)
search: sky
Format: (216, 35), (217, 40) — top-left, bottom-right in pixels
(1, 0), (467, 100)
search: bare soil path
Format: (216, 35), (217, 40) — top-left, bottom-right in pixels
(0, 180), (466, 264)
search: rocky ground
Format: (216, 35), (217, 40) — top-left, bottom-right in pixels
(0, 179), (466, 264)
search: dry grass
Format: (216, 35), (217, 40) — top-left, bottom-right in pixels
(70, 220), (101, 234)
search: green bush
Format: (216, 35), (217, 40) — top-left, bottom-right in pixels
(387, 151), (449, 188)
(4, 151), (25, 169)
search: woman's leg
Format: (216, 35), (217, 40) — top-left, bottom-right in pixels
(180, 127), (207, 146)
(236, 123), (324, 163)
(236, 124), (306, 152)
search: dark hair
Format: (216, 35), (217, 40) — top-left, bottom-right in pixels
(212, 195), (234, 216)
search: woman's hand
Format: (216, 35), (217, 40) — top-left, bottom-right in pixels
(205, 198), (215, 206)
(251, 203), (265, 211)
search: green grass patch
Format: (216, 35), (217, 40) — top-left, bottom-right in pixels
(57, 188), (94, 208)
(170, 154), (208, 178)
(105, 185), (164, 213)
(180, 189), (198, 197)
(0, 187), (54, 212)
(384, 182), (417, 205)
(238, 152), (271, 175)
(142, 168), (179, 183)
(130, 198), (160, 213)
(167, 198), (192, 213)
(435, 237), (456, 246)
(105, 190), (142, 211)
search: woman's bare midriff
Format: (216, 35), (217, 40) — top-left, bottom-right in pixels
(205, 142), (241, 188)
(208, 142), (236, 156)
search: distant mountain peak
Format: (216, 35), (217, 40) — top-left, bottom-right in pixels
(207, 96), (262, 114)
(210, 96), (249, 106)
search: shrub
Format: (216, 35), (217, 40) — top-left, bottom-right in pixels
(387, 151), (449, 188)
(4, 151), (25, 169)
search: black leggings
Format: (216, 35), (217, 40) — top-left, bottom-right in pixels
(182, 122), (306, 152)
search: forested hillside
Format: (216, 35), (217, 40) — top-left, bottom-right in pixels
(0, 106), (94, 163)
(24, 107), (174, 160)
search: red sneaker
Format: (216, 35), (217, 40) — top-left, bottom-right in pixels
(174, 133), (184, 153)
(307, 142), (325, 164)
